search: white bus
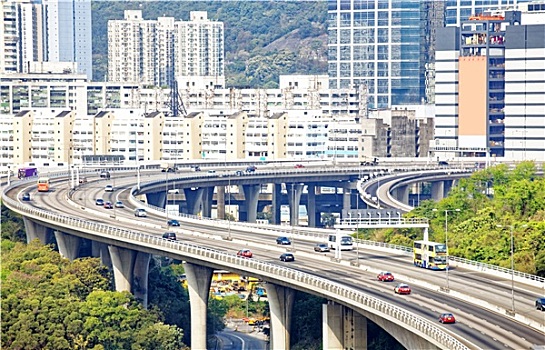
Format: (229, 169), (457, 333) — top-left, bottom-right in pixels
(328, 231), (354, 251)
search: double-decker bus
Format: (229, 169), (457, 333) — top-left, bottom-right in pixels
(37, 177), (50, 192)
(328, 231), (354, 251)
(413, 240), (448, 270)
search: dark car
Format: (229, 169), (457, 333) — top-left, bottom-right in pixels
(167, 219), (180, 227)
(314, 243), (330, 252)
(438, 313), (456, 324)
(246, 165), (256, 172)
(536, 297), (545, 311)
(95, 198), (104, 206)
(235, 170), (244, 176)
(100, 171), (110, 179)
(162, 232), (177, 241)
(438, 161), (449, 167)
(22, 193), (31, 201)
(276, 236), (291, 245)
(280, 253), (295, 262)
(377, 271), (395, 282)
(103, 201), (113, 209)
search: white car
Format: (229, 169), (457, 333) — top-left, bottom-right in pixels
(134, 208), (147, 217)
(105, 184), (114, 192)
(167, 189), (180, 194)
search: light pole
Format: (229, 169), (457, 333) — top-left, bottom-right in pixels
(433, 208), (460, 290)
(377, 212), (381, 224)
(387, 212), (391, 224)
(496, 224), (525, 315)
(367, 212), (372, 225)
(227, 175), (232, 240)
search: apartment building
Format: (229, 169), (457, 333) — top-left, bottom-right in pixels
(434, 9), (545, 161)
(0, 0), (92, 78)
(108, 10), (224, 87)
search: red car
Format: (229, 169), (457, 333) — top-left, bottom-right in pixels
(237, 249), (253, 258)
(294, 164), (304, 168)
(439, 313), (456, 324)
(394, 283), (411, 295)
(103, 201), (113, 209)
(377, 271), (395, 282)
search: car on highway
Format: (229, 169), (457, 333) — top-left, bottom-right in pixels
(134, 208), (147, 217)
(438, 313), (456, 324)
(536, 297), (545, 311)
(235, 170), (244, 176)
(246, 165), (256, 173)
(100, 171), (110, 179)
(207, 170), (216, 174)
(237, 249), (253, 258)
(105, 184), (114, 192)
(394, 283), (411, 295)
(162, 232), (177, 241)
(167, 219), (180, 227)
(294, 164), (304, 168)
(280, 253), (295, 262)
(314, 243), (330, 252)
(168, 189), (180, 194)
(22, 193), (31, 201)
(276, 236), (291, 245)
(95, 198), (104, 206)
(377, 271), (395, 282)
(79, 177), (87, 184)
(103, 201), (113, 209)
(114, 201), (124, 208)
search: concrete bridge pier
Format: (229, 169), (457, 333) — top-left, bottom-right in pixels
(443, 180), (454, 197)
(307, 184), (317, 227)
(323, 301), (367, 350)
(396, 185), (409, 205)
(241, 184), (260, 223)
(107, 246), (151, 308)
(343, 188), (351, 213)
(146, 192), (167, 209)
(287, 183), (304, 226)
(201, 186), (215, 218)
(184, 262), (214, 350)
(23, 217), (53, 244)
(265, 283), (295, 350)
(271, 183), (282, 225)
(54, 230), (81, 261)
(217, 185), (225, 220)
(431, 181), (445, 201)
(184, 187), (204, 215)
(92, 241), (113, 269)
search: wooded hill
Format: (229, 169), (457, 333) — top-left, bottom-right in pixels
(91, 1), (328, 87)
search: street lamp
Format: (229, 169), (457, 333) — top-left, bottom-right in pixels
(227, 175), (232, 240)
(433, 208), (461, 290)
(377, 212), (381, 224)
(387, 212), (391, 224)
(496, 224), (525, 315)
(367, 212), (371, 224)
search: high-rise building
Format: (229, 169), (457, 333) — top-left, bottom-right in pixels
(444, 0), (532, 26)
(0, 0), (92, 79)
(434, 9), (545, 161)
(108, 10), (224, 87)
(327, 0), (443, 109)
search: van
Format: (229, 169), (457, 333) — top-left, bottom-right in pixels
(134, 208), (147, 217)
(100, 171), (110, 179)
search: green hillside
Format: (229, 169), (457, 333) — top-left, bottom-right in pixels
(91, 1), (328, 87)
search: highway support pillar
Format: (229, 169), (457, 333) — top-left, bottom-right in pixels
(184, 262), (214, 350)
(396, 185), (409, 205)
(323, 301), (367, 350)
(266, 283), (295, 350)
(201, 186), (215, 218)
(271, 183), (282, 225)
(343, 188), (351, 213)
(287, 183), (304, 226)
(307, 184), (317, 227)
(242, 184), (260, 223)
(108, 246), (151, 308)
(23, 217), (52, 244)
(184, 187), (204, 215)
(217, 185), (225, 219)
(431, 181), (445, 201)
(443, 180), (454, 197)
(54, 230), (81, 261)
(146, 192), (167, 209)
(92, 241), (113, 269)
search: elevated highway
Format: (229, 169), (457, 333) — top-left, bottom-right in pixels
(2, 167), (544, 350)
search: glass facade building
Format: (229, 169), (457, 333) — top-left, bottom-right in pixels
(444, 0), (531, 26)
(327, 0), (440, 109)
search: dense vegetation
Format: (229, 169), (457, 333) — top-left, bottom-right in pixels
(364, 162), (545, 276)
(91, 1), (328, 87)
